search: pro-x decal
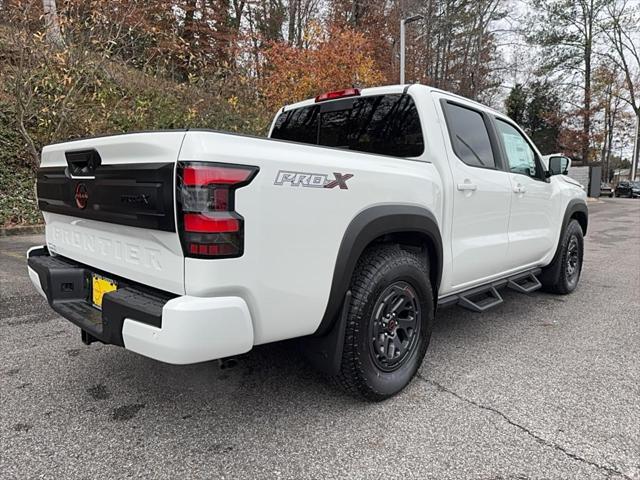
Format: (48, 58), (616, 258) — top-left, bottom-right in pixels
(274, 170), (353, 189)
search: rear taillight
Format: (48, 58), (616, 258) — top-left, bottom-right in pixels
(177, 162), (259, 258)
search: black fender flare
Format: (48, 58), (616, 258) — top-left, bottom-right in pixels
(541, 198), (588, 282)
(300, 205), (442, 375)
(563, 198), (588, 236)
(317, 204), (443, 336)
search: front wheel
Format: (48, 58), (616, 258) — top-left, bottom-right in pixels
(540, 219), (584, 294)
(336, 245), (433, 401)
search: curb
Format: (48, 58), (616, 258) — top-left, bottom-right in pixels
(0, 225), (45, 237)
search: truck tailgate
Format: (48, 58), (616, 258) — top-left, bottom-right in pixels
(37, 131), (186, 295)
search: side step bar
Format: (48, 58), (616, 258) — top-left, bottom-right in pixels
(507, 271), (542, 294)
(458, 285), (503, 313)
(438, 268), (542, 313)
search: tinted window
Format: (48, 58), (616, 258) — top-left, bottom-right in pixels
(271, 105), (319, 144)
(319, 105), (351, 149)
(270, 94), (424, 157)
(444, 103), (496, 168)
(495, 119), (541, 178)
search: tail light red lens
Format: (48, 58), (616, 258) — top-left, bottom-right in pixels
(177, 162), (259, 258)
(183, 214), (240, 233)
(182, 165), (255, 186)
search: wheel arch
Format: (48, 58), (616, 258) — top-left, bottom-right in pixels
(539, 198), (588, 293)
(570, 208), (588, 236)
(566, 199), (588, 236)
(315, 204), (442, 337)
(541, 198), (588, 278)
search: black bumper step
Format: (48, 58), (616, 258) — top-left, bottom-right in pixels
(28, 248), (174, 346)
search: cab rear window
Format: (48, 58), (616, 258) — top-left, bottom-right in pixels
(271, 94), (424, 158)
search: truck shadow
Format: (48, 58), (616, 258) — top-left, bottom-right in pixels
(61, 285), (565, 435)
(86, 290), (534, 402)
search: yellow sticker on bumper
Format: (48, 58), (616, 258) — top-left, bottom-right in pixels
(92, 274), (117, 309)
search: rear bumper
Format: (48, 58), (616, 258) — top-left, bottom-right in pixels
(27, 246), (253, 364)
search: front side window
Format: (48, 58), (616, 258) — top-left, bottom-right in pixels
(495, 119), (541, 179)
(444, 103), (496, 169)
(270, 94), (424, 158)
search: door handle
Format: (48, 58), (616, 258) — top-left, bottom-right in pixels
(513, 184), (526, 194)
(457, 182), (478, 191)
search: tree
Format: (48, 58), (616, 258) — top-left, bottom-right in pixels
(260, 27), (385, 112)
(328, 0), (400, 83)
(526, 81), (562, 154)
(593, 66), (626, 179)
(408, 0), (505, 101)
(505, 83), (527, 124)
(529, 0), (612, 163)
(505, 82), (561, 154)
(604, 0), (640, 180)
(42, 0), (64, 48)
(327, 0), (506, 101)
(287, 0), (321, 46)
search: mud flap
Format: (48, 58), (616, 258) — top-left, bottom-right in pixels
(299, 291), (352, 376)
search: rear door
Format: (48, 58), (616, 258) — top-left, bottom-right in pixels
(438, 99), (513, 288)
(37, 132), (186, 294)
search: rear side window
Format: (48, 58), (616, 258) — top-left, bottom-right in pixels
(270, 94), (424, 158)
(271, 105), (319, 144)
(444, 103), (496, 169)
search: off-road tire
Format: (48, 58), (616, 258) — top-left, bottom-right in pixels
(539, 219), (584, 294)
(335, 244), (433, 401)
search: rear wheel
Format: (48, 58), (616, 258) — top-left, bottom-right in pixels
(335, 244), (433, 401)
(540, 219), (584, 294)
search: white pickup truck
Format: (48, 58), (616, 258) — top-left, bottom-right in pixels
(27, 84), (588, 400)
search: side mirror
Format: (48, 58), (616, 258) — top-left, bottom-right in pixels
(548, 156), (570, 176)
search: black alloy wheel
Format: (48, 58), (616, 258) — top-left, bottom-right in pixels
(369, 281), (421, 372)
(565, 235), (580, 289)
(336, 244), (434, 401)
(540, 219), (584, 294)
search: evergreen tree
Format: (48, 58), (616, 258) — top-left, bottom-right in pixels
(526, 81), (561, 154)
(505, 84), (527, 125)
(505, 82), (561, 154)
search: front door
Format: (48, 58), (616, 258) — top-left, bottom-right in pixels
(493, 118), (554, 268)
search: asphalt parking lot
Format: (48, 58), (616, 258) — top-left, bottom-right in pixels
(1, 198), (639, 479)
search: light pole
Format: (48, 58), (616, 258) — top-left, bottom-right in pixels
(400, 14), (424, 84)
(631, 116), (639, 181)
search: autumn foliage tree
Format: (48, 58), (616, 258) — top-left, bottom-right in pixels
(2, 0), (639, 225)
(260, 26), (385, 111)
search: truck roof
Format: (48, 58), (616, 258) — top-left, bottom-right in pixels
(281, 84), (504, 118)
